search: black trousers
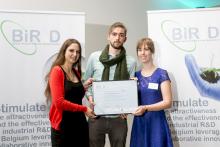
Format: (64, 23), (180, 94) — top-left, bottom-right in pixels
(51, 128), (63, 147)
(88, 117), (128, 147)
(51, 127), (89, 147)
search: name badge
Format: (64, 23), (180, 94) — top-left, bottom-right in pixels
(148, 83), (158, 90)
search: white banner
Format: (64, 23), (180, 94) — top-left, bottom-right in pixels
(147, 8), (220, 147)
(0, 10), (85, 146)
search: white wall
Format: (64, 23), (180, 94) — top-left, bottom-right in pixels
(0, 0), (189, 147)
(0, 0), (189, 58)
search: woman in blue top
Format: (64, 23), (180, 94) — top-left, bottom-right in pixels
(130, 37), (173, 147)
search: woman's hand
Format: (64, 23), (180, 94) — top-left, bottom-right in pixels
(85, 107), (96, 118)
(133, 106), (147, 116)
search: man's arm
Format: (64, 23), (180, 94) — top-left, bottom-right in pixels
(83, 53), (95, 98)
(127, 56), (137, 78)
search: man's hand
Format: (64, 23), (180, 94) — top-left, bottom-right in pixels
(85, 107), (96, 118)
(83, 78), (94, 91)
(120, 114), (128, 119)
(87, 96), (95, 110)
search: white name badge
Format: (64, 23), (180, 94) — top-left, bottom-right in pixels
(148, 83), (158, 90)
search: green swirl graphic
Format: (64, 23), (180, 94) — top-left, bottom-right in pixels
(161, 20), (196, 52)
(0, 20), (37, 55)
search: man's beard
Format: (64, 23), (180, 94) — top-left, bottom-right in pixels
(110, 41), (122, 49)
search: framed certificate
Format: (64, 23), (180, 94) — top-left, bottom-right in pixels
(92, 80), (138, 115)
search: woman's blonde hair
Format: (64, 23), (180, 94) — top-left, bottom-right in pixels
(136, 37), (155, 54)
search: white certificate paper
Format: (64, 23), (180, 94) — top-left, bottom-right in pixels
(92, 80), (138, 115)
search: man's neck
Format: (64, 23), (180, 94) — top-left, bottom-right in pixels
(109, 46), (121, 56)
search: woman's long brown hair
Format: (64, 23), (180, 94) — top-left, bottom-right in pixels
(44, 38), (82, 103)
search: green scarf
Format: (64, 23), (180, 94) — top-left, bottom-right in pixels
(99, 45), (129, 81)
